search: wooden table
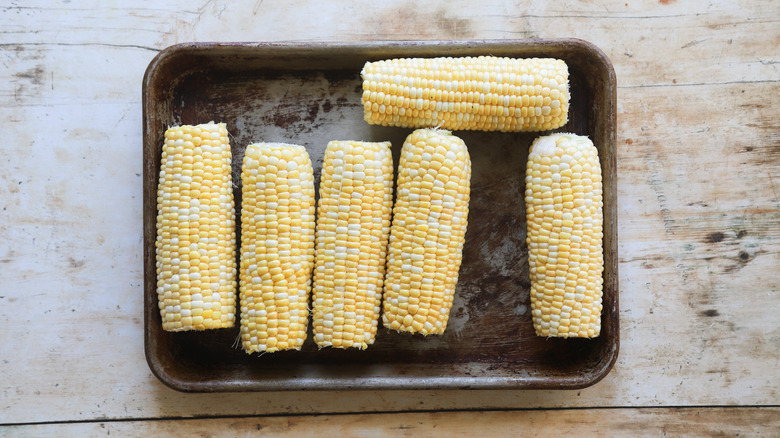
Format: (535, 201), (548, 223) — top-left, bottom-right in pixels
(1, 1), (778, 435)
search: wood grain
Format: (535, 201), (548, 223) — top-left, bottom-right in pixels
(5, 408), (780, 436)
(0, 0), (778, 429)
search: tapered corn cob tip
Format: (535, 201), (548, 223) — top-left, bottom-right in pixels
(382, 128), (471, 335)
(312, 140), (394, 349)
(155, 122), (237, 332)
(239, 142), (316, 353)
(525, 133), (603, 338)
(361, 56), (569, 132)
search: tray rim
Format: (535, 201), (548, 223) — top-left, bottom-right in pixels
(143, 38), (618, 393)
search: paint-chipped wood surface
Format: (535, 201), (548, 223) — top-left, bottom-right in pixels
(0, 0), (778, 435)
(6, 408), (780, 436)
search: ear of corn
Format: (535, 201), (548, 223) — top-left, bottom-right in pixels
(361, 56), (569, 132)
(525, 133), (603, 338)
(312, 141), (394, 349)
(239, 143), (316, 353)
(382, 129), (471, 335)
(155, 122), (237, 332)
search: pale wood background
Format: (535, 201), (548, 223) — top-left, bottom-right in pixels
(1, 0), (778, 434)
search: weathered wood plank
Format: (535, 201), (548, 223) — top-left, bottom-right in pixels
(2, 0), (777, 87)
(0, 0), (778, 426)
(5, 408), (780, 437)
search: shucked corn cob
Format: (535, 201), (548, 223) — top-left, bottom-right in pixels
(383, 129), (471, 335)
(155, 122), (237, 331)
(312, 141), (394, 349)
(525, 133), (603, 338)
(361, 56), (569, 132)
(239, 143), (316, 353)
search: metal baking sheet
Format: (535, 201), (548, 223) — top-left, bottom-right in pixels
(142, 39), (618, 392)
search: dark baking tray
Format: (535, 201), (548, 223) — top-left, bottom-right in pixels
(143, 39), (618, 392)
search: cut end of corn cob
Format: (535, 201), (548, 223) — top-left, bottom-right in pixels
(525, 133), (603, 338)
(155, 122), (237, 332)
(312, 140), (394, 349)
(361, 56), (569, 132)
(382, 128), (471, 335)
(239, 142), (316, 353)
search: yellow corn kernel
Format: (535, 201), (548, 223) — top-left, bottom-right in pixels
(312, 141), (394, 349)
(526, 133), (603, 338)
(239, 143), (316, 353)
(382, 129), (471, 335)
(155, 122), (237, 332)
(361, 56), (569, 132)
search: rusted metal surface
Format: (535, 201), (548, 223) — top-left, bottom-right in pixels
(142, 40), (618, 392)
